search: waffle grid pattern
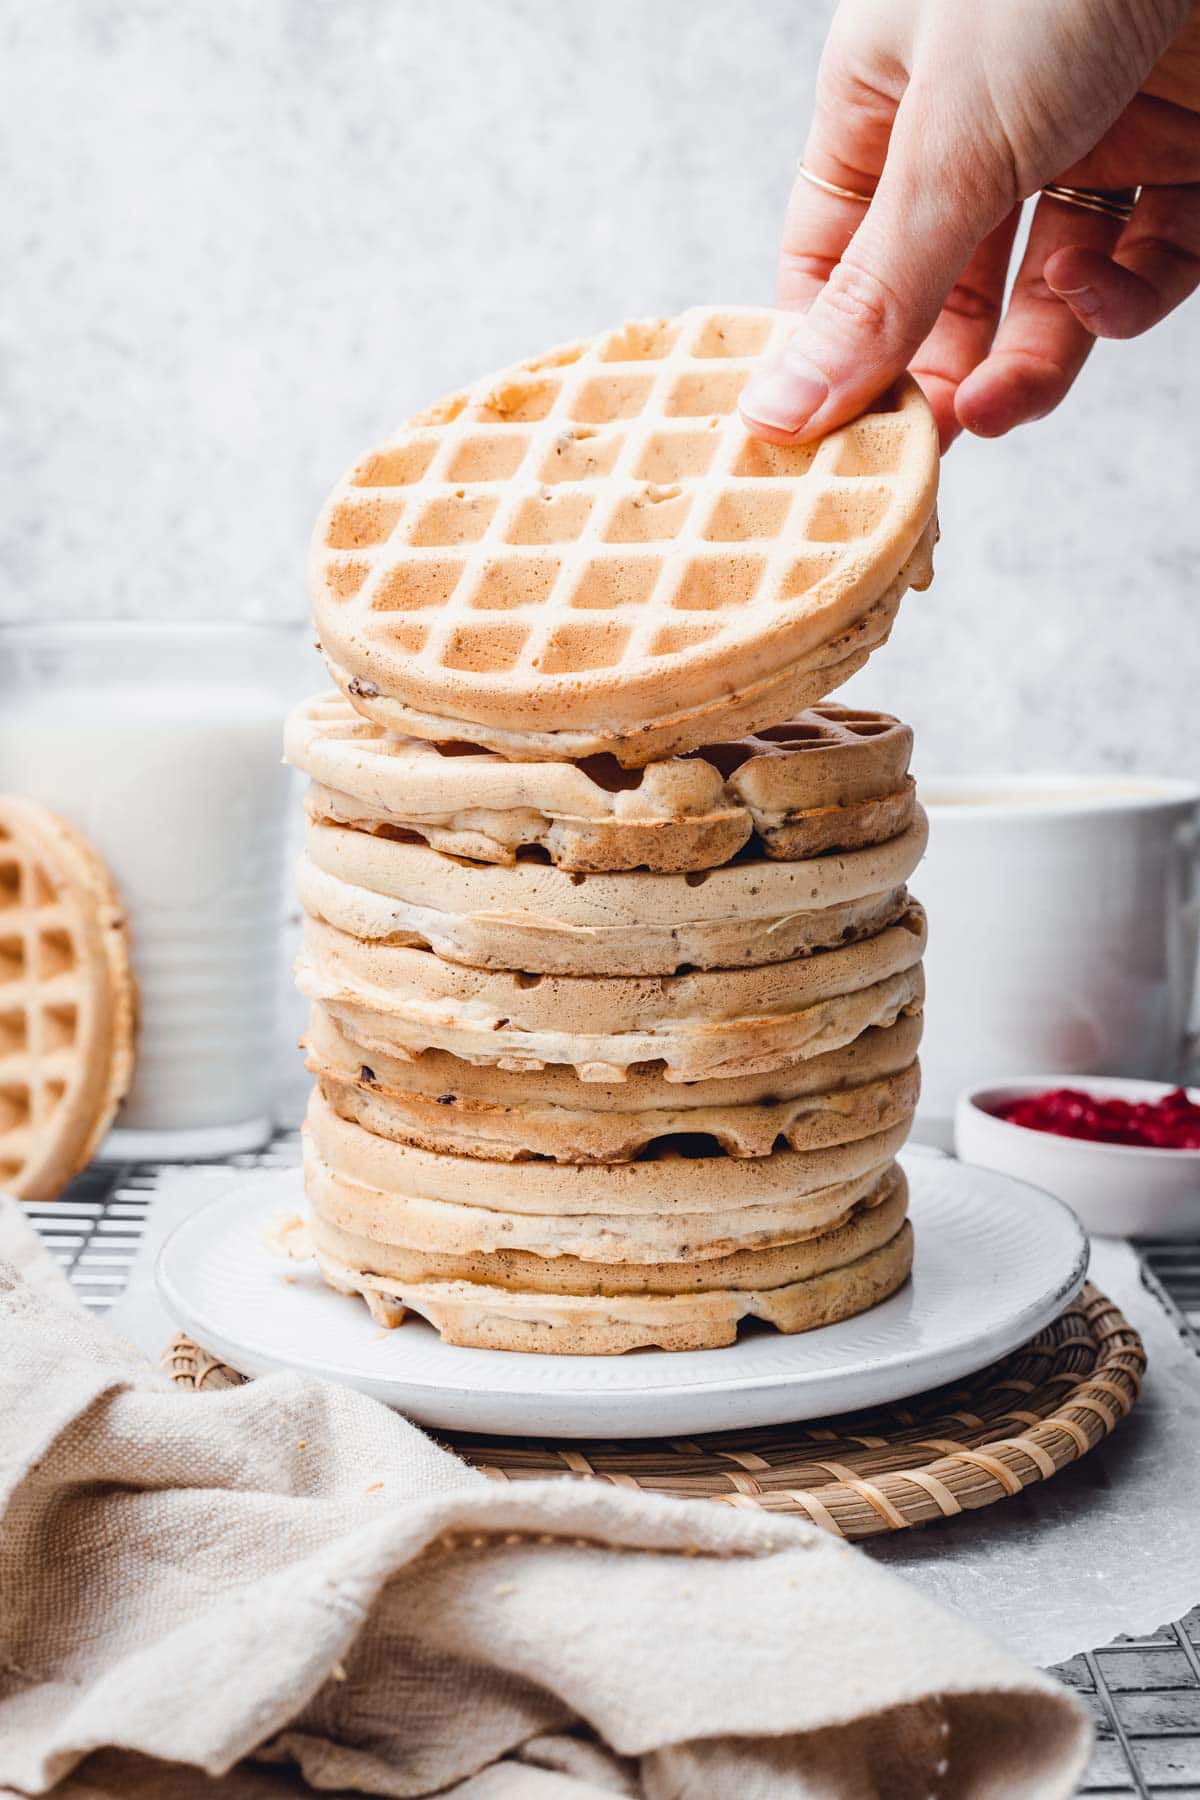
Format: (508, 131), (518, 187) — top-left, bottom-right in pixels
(0, 823), (84, 1189)
(313, 309), (934, 724)
(24, 1147), (1200, 1793)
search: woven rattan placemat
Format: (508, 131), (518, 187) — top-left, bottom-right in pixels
(165, 1283), (1143, 1540)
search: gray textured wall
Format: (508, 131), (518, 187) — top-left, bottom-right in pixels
(4, 0), (1197, 774)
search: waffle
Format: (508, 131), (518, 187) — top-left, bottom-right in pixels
(308, 1085), (908, 1226)
(296, 905), (926, 1082)
(306, 1128), (905, 1278)
(309, 306), (938, 764)
(0, 799), (137, 1201)
(698, 707), (915, 859)
(297, 810), (927, 976)
(311, 1176), (913, 1352)
(317, 1046), (919, 1164)
(307, 1146), (906, 1288)
(306, 1002), (921, 1161)
(287, 694), (915, 870)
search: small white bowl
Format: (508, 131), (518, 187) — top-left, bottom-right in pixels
(955, 1075), (1200, 1239)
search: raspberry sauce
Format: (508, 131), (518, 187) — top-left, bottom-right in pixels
(997, 1087), (1200, 1151)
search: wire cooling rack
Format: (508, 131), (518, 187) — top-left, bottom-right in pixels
(22, 1148), (1200, 1798)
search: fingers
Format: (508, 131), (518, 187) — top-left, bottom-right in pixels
(909, 209), (1021, 449)
(774, 51), (899, 316)
(954, 192), (1127, 438)
(749, 168), (878, 445)
(1059, 93), (1200, 191)
(741, 91), (1014, 443)
(1044, 183), (1200, 338)
(743, 45), (900, 442)
(775, 167), (874, 319)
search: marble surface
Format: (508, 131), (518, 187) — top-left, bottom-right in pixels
(3, 0), (1198, 774)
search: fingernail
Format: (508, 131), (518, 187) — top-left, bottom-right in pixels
(740, 354), (829, 433)
(1048, 278), (1100, 318)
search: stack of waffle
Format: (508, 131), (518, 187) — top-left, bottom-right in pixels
(291, 305), (940, 1354)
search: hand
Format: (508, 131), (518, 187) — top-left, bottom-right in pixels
(739, 0), (1200, 448)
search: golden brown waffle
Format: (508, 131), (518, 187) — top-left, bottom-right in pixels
(698, 705), (915, 858)
(306, 1140), (905, 1284)
(287, 694), (915, 870)
(308, 1157), (912, 1353)
(306, 1085), (909, 1246)
(315, 1223), (914, 1353)
(306, 1002), (922, 1162)
(296, 811), (927, 976)
(296, 905), (926, 1082)
(310, 307), (938, 764)
(0, 799), (137, 1201)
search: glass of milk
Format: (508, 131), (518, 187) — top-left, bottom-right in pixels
(0, 621), (310, 1159)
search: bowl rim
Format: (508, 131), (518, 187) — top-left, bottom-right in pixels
(959, 1074), (1200, 1161)
(918, 772), (1200, 817)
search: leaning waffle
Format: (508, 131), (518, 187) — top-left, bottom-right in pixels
(297, 905), (926, 1082)
(297, 810), (927, 976)
(310, 306), (938, 763)
(287, 694), (915, 870)
(310, 1168), (913, 1353)
(306, 1002), (922, 1161)
(0, 799), (137, 1201)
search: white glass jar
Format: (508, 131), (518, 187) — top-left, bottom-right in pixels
(0, 621), (308, 1158)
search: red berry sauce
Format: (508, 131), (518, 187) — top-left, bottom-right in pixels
(997, 1086), (1200, 1151)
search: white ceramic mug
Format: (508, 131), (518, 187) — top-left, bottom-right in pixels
(912, 776), (1200, 1145)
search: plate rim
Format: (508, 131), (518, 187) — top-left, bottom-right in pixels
(155, 1154), (1089, 1420)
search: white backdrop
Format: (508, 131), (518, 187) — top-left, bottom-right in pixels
(3, 0), (1198, 774)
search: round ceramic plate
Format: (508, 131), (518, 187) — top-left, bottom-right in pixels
(155, 1150), (1088, 1438)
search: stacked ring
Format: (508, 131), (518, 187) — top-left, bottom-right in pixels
(796, 163), (1138, 226)
(1040, 183), (1138, 223)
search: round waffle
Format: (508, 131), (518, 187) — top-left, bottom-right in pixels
(306, 1136), (905, 1277)
(297, 810), (927, 976)
(317, 1049), (919, 1164)
(287, 694), (916, 870)
(309, 306), (938, 764)
(305, 1002), (922, 1161)
(307, 1154), (906, 1289)
(0, 799), (137, 1202)
(308, 1085), (908, 1223)
(296, 905), (926, 1082)
(311, 1182), (913, 1353)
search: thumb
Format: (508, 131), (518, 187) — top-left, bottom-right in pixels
(741, 105), (1013, 442)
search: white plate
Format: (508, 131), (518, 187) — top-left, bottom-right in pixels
(156, 1151), (1088, 1438)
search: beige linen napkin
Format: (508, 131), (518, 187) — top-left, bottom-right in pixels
(0, 1202), (1089, 1799)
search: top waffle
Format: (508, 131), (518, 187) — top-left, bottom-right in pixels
(0, 798), (137, 1202)
(311, 306), (939, 764)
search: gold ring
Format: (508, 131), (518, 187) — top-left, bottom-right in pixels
(1040, 183), (1138, 224)
(796, 161), (875, 205)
